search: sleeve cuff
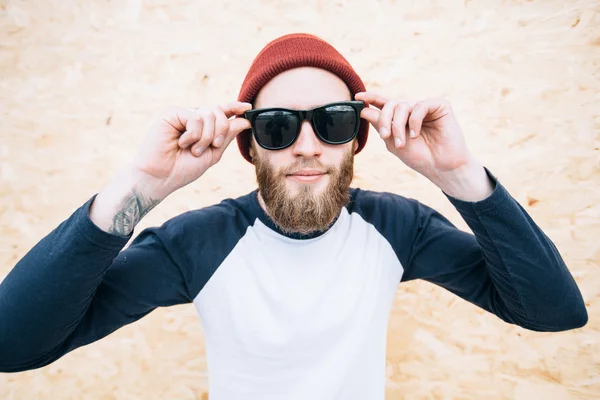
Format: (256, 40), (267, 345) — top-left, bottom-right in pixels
(74, 194), (133, 250)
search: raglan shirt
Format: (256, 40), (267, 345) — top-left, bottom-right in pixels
(0, 167), (588, 399)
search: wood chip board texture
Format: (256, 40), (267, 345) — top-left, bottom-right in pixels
(1, 0), (598, 399)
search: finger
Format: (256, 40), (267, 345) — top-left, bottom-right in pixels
(407, 101), (428, 139)
(211, 108), (230, 148)
(354, 91), (389, 109)
(378, 101), (398, 139)
(220, 101), (253, 118)
(160, 106), (196, 134)
(408, 99), (450, 139)
(191, 112), (216, 156)
(178, 116), (203, 149)
(391, 103), (411, 148)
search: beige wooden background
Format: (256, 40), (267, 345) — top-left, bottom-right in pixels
(1, 0), (599, 399)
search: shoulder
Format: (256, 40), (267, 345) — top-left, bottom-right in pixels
(138, 191), (260, 297)
(346, 188), (427, 267)
(347, 187), (421, 225)
(156, 191), (258, 241)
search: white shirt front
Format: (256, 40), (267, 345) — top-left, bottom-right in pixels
(195, 208), (404, 400)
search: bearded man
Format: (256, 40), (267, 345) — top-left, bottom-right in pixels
(0, 33), (587, 400)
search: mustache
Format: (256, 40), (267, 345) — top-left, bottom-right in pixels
(279, 159), (335, 175)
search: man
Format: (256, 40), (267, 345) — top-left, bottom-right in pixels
(0, 33), (588, 399)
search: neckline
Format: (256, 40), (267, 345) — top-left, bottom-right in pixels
(249, 189), (344, 240)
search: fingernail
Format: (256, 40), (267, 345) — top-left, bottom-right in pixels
(410, 129), (416, 138)
(380, 127), (389, 137)
(394, 137), (402, 148)
(194, 146), (205, 156)
(213, 136), (224, 147)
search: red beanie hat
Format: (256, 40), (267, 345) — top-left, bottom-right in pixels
(236, 33), (369, 163)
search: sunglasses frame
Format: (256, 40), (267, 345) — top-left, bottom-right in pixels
(243, 100), (365, 151)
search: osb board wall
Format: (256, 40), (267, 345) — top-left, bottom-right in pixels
(1, 0), (598, 399)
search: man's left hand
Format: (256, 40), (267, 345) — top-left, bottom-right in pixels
(355, 92), (494, 202)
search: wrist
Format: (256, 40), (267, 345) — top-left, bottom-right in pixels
(89, 166), (167, 236)
(128, 166), (174, 203)
(430, 159), (495, 202)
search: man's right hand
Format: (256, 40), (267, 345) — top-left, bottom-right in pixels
(89, 102), (252, 236)
(133, 102), (252, 200)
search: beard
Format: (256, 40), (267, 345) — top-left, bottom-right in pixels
(253, 148), (355, 236)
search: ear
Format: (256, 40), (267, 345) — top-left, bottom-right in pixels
(352, 138), (359, 153)
(249, 140), (256, 160)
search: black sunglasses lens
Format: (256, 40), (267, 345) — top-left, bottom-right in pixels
(253, 110), (299, 149)
(312, 105), (358, 143)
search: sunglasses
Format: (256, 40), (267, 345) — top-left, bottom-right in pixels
(243, 101), (365, 150)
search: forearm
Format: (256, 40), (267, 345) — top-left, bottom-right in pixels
(89, 165), (168, 236)
(0, 166), (166, 371)
(444, 169), (588, 331)
(0, 162), (170, 370)
(0, 196), (131, 371)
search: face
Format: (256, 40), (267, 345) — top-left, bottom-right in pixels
(249, 67), (359, 235)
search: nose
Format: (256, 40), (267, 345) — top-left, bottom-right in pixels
(291, 121), (322, 158)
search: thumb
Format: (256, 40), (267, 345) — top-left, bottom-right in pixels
(360, 107), (380, 128)
(228, 117), (251, 136)
(213, 117), (251, 155)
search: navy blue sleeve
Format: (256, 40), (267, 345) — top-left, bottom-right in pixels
(352, 167), (588, 332)
(0, 196), (192, 373)
(403, 168), (587, 331)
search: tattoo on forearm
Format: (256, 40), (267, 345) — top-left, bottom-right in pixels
(108, 189), (160, 236)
